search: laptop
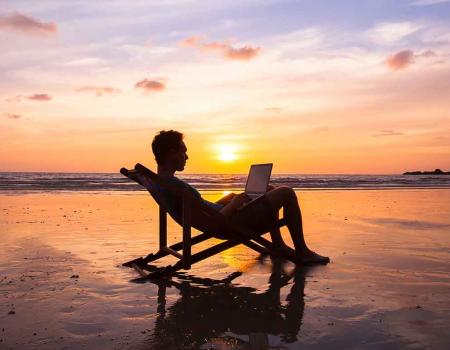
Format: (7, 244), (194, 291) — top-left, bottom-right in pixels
(244, 163), (273, 202)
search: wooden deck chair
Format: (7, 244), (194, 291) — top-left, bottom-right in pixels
(121, 163), (297, 279)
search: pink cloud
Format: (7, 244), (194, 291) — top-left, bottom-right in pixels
(76, 86), (121, 96)
(134, 79), (165, 92)
(182, 36), (260, 61)
(0, 12), (57, 36)
(385, 50), (415, 70)
(225, 45), (260, 60)
(4, 113), (21, 119)
(183, 36), (201, 46)
(27, 93), (52, 101)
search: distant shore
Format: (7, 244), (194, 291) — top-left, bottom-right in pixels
(403, 168), (450, 175)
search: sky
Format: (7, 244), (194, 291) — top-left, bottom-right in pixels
(1, 0), (449, 174)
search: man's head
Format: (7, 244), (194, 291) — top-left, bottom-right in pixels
(151, 130), (188, 171)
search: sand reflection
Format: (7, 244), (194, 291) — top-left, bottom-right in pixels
(139, 258), (308, 349)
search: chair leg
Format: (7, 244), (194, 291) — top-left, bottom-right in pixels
(182, 194), (192, 269)
(123, 213), (294, 278)
(131, 263), (149, 278)
(122, 232), (213, 268)
(159, 207), (167, 249)
(242, 239), (271, 255)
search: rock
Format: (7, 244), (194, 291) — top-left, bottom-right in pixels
(403, 169), (450, 175)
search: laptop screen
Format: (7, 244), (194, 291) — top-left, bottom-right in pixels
(245, 163), (273, 194)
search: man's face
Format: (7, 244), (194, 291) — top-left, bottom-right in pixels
(169, 141), (188, 171)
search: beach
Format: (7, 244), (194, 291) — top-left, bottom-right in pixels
(2, 0), (450, 348)
(1, 189), (449, 349)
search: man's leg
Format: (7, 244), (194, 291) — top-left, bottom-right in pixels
(266, 185), (289, 247)
(264, 186), (329, 264)
(269, 210), (284, 246)
(264, 186), (307, 252)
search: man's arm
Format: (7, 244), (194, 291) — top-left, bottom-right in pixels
(219, 193), (249, 216)
(215, 192), (236, 206)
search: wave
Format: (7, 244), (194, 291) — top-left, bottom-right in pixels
(0, 172), (449, 193)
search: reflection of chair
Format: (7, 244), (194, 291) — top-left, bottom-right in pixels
(120, 163), (298, 279)
(141, 259), (308, 349)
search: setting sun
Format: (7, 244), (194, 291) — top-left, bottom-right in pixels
(217, 144), (238, 162)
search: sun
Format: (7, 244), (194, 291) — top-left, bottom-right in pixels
(217, 144), (238, 162)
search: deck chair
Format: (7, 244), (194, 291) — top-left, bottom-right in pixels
(121, 163), (297, 279)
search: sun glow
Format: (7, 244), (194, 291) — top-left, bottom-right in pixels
(217, 144), (238, 162)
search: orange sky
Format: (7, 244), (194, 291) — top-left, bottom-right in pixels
(1, 1), (449, 174)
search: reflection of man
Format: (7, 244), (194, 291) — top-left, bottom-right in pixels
(144, 259), (309, 349)
(152, 129), (329, 264)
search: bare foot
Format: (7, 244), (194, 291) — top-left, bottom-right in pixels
(297, 250), (330, 265)
(272, 244), (330, 265)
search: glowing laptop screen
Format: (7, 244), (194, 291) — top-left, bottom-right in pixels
(245, 164), (273, 194)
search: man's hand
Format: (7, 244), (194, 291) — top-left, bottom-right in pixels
(219, 192), (249, 216)
(216, 192), (236, 205)
(229, 192), (249, 208)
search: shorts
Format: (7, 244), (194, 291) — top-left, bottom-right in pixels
(231, 195), (277, 234)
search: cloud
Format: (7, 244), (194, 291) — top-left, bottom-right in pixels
(64, 57), (106, 67)
(365, 22), (421, 45)
(0, 12), (57, 36)
(224, 45), (260, 60)
(385, 49), (439, 70)
(417, 50), (437, 58)
(385, 50), (415, 70)
(372, 130), (404, 137)
(76, 86), (121, 96)
(4, 113), (21, 119)
(134, 78), (165, 92)
(183, 36), (201, 47)
(411, 0), (450, 5)
(27, 93), (52, 101)
(182, 36), (260, 61)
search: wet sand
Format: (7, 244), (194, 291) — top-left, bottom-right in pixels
(1, 189), (449, 349)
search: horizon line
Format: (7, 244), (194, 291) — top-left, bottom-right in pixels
(0, 170), (431, 176)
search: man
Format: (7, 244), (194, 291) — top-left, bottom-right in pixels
(151, 130), (329, 265)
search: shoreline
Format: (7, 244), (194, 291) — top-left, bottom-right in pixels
(1, 186), (450, 196)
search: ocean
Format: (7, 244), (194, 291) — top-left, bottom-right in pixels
(1, 172), (450, 193)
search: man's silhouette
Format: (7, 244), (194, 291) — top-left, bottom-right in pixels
(151, 130), (329, 264)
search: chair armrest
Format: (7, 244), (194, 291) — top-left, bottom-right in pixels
(120, 168), (144, 186)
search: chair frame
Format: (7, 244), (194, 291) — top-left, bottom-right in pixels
(121, 163), (296, 279)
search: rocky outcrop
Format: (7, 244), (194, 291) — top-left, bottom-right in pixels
(403, 169), (450, 175)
